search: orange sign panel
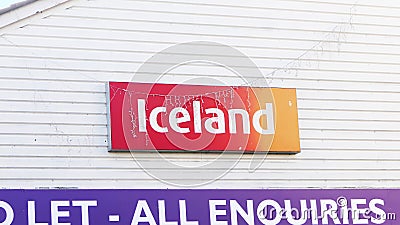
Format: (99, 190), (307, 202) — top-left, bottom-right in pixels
(108, 82), (300, 154)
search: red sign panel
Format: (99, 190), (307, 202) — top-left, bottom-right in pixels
(107, 82), (300, 153)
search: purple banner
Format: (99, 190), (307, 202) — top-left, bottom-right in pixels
(0, 189), (397, 225)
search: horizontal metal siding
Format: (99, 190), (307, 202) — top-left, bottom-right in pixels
(0, 0), (399, 188)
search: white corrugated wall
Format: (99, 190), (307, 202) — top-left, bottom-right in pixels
(0, 0), (399, 188)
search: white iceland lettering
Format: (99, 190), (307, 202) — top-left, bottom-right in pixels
(137, 100), (275, 135)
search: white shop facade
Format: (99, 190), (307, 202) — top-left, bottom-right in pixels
(0, 0), (399, 224)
